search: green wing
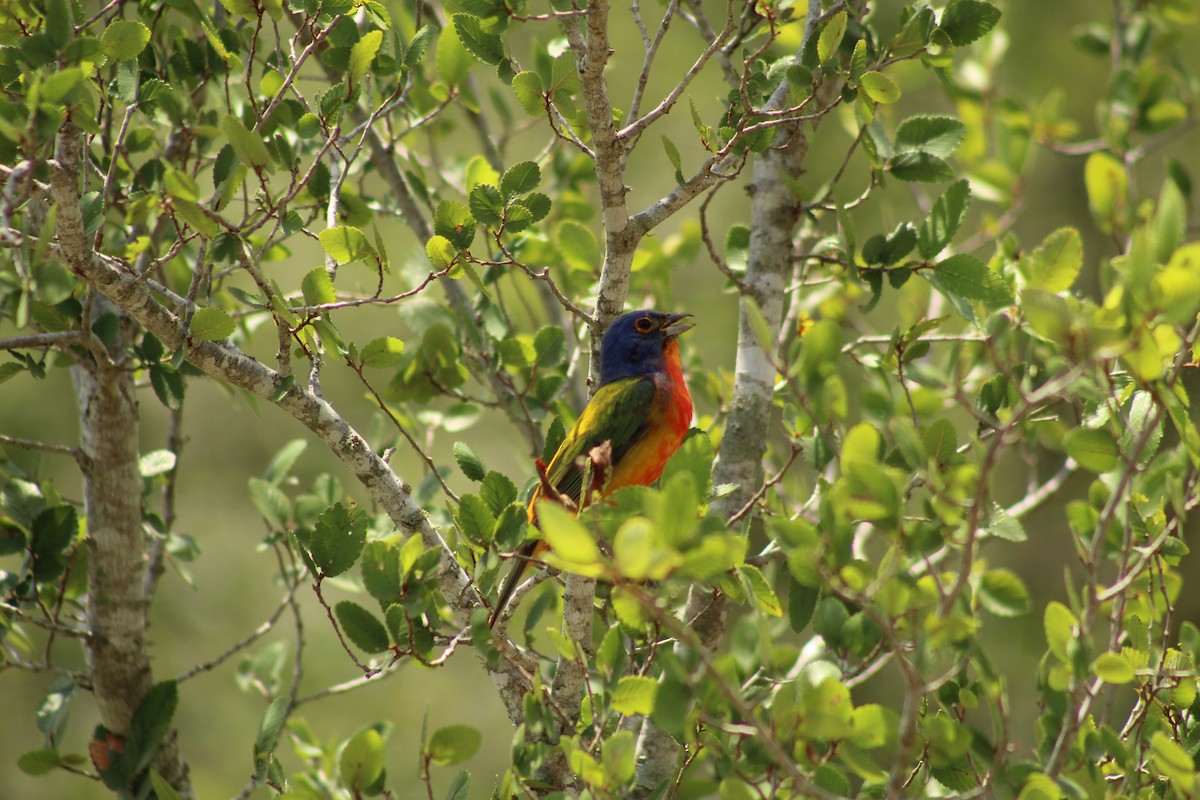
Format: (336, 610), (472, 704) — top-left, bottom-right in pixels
(544, 377), (656, 503)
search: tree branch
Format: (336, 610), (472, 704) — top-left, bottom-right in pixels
(48, 121), (537, 728)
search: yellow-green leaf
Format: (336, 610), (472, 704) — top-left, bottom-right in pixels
(1063, 428), (1119, 473)
(1084, 152), (1127, 234)
(537, 503), (603, 576)
(818, 11), (847, 62)
(860, 71), (901, 104)
(425, 235), (457, 269)
(426, 725), (481, 767)
(349, 30), (383, 82)
(221, 114), (271, 170)
(190, 306), (235, 341)
(1091, 652), (1135, 684)
(102, 20), (150, 61)
(611, 676), (658, 716)
(339, 729), (385, 791)
(301, 267), (336, 306)
(360, 337), (405, 368)
(320, 225), (375, 263)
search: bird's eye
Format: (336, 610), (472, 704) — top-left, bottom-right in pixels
(634, 317), (655, 333)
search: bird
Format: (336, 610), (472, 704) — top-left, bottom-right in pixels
(488, 309), (695, 628)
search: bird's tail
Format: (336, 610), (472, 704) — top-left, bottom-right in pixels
(488, 538), (547, 628)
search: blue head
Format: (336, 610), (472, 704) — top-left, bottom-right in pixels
(598, 310), (694, 386)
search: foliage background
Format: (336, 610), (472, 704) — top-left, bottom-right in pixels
(0, 0), (1198, 798)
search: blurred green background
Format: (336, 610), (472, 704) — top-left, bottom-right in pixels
(2, 1), (1199, 797)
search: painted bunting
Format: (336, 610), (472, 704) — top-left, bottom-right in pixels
(488, 309), (695, 627)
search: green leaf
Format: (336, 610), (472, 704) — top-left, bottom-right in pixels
(818, 11), (847, 62)
(452, 13), (504, 65)
(170, 199), (220, 237)
(361, 541), (401, 603)
(127, 681), (178, 773)
(319, 225), (375, 263)
(139, 450), (177, 478)
(405, 25), (437, 68)
(813, 596), (850, 644)
(468, 184), (504, 225)
(248, 477), (290, 529)
(511, 71), (545, 116)
(339, 727), (386, 790)
(613, 517), (679, 580)
(1044, 601), (1076, 661)
(45, 0), (72, 48)
(660, 429), (714, 502)
(253, 697), (290, 764)
(1019, 227), (1082, 292)
(31, 506), (76, 581)
(18, 748), (62, 776)
(426, 725), (481, 766)
(349, 29), (383, 82)
(451, 443), (482, 483)
(455, 494), (495, 543)
(798, 677), (855, 740)
(148, 769), (185, 800)
(434, 201), (476, 251)
(917, 420), (955, 468)
(163, 168), (200, 203)
(550, 51), (580, 96)
(533, 326), (566, 367)
(860, 71), (901, 104)
(301, 267), (336, 306)
(1091, 652), (1135, 684)
(889, 152), (955, 183)
(924, 254), (1014, 313)
(150, 366), (184, 410)
(44, 67), (87, 105)
(1155, 243), (1200, 325)
(841, 422), (882, 471)
(556, 220), (600, 271)
(787, 582), (816, 633)
(611, 676), (658, 715)
(895, 115), (966, 157)
(335, 601), (391, 653)
(918, 179), (971, 258)
(850, 704), (891, 750)
(102, 20), (151, 62)
(597, 626), (626, 680)
(426, 235), (457, 268)
(979, 569), (1030, 617)
(310, 503), (367, 577)
(217, 0), (256, 19)
(1063, 428), (1119, 473)
(739, 565), (782, 617)
(939, 0), (1002, 46)
(436, 17), (472, 86)
(1156, 178), (1186, 264)
(661, 135), (682, 171)
(35, 680), (77, 743)
(0, 362), (24, 385)
(537, 503), (603, 575)
(360, 337), (405, 368)
(500, 161), (540, 199)
(189, 306), (235, 341)
(1085, 152), (1127, 234)
(444, 770), (470, 800)
(221, 114), (272, 170)
(480, 472), (518, 515)
(1151, 731), (1196, 793)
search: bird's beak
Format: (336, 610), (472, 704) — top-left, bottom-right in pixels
(661, 312), (695, 339)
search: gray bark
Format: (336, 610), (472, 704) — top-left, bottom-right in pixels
(54, 125), (193, 795)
